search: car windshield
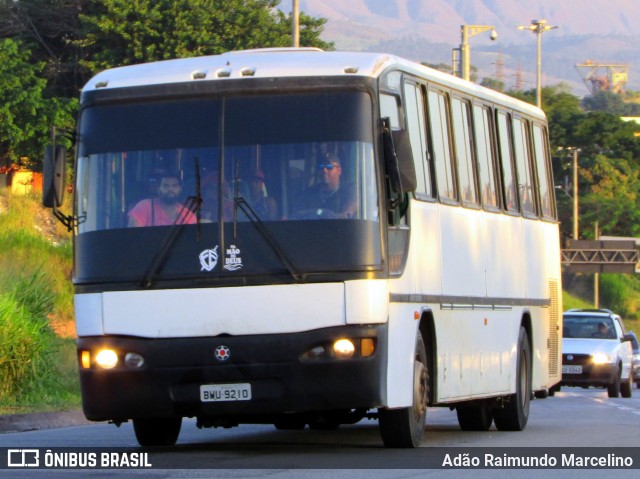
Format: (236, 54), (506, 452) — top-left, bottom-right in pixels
(563, 315), (616, 339)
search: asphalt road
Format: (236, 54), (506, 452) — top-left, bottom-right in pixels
(0, 387), (639, 478)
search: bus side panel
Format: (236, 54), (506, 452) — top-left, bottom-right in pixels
(412, 201), (443, 297)
(484, 214), (526, 299)
(440, 206), (486, 298)
(435, 307), (514, 401)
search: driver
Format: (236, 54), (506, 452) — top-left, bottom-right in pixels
(295, 153), (355, 219)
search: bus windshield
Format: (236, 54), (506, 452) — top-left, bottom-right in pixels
(74, 91), (381, 284)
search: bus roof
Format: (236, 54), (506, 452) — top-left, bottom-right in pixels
(83, 48), (544, 119)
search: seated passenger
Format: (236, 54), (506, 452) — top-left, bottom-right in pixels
(128, 172), (196, 227)
(244, 168), (277, 220)
(200, 172), (233, 223)
(294, 153), (355, 219)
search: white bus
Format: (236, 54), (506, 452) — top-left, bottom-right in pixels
(43, 48), (562, 448)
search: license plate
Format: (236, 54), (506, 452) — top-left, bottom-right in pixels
(200, 383), (252, 402)
(562, 365), (583, 374)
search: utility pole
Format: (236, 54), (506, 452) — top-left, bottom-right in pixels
(292, 0), (300, 48)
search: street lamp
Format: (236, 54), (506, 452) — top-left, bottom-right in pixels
(454, 25), (498, 81)
(518, 19), (559, 108)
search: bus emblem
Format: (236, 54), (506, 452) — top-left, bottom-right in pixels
(199, 246), (219, 272)
(215, 345), (231, 361)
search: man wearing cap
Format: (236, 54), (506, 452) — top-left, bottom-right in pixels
(295, 153), (356, 219)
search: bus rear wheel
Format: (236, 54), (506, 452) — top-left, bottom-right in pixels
(494, 327), (531, 431)
(456, 404), (493, 431)
(133, 417), (182, 446)
(378, 332), (428, 448)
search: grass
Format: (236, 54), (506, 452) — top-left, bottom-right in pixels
(0, 187), (79, 413)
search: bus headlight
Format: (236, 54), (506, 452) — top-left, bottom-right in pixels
(95, 349), (119, 369)
(333, 339), (355, 359)
(592, 353), (613, 365)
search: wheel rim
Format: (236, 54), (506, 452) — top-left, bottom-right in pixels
(413, 359), (428, 422)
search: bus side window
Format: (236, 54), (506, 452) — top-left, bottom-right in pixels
(451, 97), (478, 206)
(473, 105), (500, 210)
(532, 124), (555, 219)
(512, 117), (535, 216)
(380, 93), (401, 129)
(403, 82), (432, 198)
(496, 111), (518, 213)
(427, 90), (456, 202)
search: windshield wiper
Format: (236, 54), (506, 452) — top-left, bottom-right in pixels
(232, 173), (304, 282)
(141, 195), (198, 289)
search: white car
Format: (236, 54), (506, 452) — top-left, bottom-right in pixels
(561, 309), (634, 398)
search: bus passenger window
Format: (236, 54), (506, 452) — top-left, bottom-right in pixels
(428, 90), (456, 201)
(451, 98), (477, 205)
(473, 105), (499, 209)
(532, 124), (555, 219)
(512, 118), (535, 216)
(496, 112), (518, 213)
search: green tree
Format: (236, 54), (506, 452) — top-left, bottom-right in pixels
(480, 77), (504, 92)
(580, 154), (640, 237)
(583, 90), (640, 116)
(0, 38), (76, 168)
(77, 0), (332, 75)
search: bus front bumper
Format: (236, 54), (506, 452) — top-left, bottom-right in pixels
(77, 325), (387, 423)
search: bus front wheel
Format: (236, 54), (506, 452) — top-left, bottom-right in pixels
(133, 417), (182, 446)
(493, 327), (531, 431)
(378, 332), (428, 448)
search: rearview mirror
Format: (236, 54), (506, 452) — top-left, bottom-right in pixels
(42, 145), (67, 208)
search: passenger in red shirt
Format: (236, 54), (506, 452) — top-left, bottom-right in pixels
(128, 173), (196, 227)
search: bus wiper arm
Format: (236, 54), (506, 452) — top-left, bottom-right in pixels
(234, 197), (305, 282)
(141, 195), (197, 289)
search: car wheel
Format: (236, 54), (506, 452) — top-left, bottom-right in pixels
(620, 373), (633, 398)
(607, 367), (621, 398)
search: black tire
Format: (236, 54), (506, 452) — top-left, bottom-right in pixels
(607, 367), (621, 398)
(274, 417), (306, 430)
(548, 384), (560, 397)
(378, 332), (428, 448)
(620, 372), (633, 398)
(308, 417), (341, 430)
(494, 327), (531, 431)
(456, 405), (493, 431)
(133, 417), (182, 446)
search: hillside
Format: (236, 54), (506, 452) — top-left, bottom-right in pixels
(293, 0), (640, 94)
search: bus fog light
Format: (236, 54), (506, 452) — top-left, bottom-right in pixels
(124, 352), (145, 369)
(333, 339), (355, 359)
(360, 338), (376, 357)
(95, 349), (118, 369)
(301, 345), (326, 360)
